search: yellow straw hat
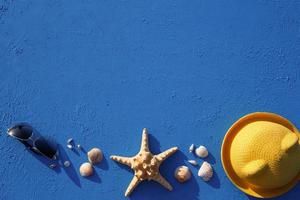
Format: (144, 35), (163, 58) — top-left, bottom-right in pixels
(221, 112), (300, 198)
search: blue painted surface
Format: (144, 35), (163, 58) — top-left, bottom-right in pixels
(1, 0), (300, 199)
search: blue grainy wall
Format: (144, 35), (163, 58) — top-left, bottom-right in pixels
(1, 0), (300, 200)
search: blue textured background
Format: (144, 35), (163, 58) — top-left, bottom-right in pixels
(1, 1), (300, 200)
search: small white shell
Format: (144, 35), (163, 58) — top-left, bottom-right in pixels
(198, 161), (213, 181)
(64, 161), (71, 167)
(188, 160), (198, 166)
(79, 162), (94, 177)
(174, 166), (191, 182)
(195, 145), (208, 158)
(67, 138), (73, 143)
(189, 144), (195, 153)
(67, 138), (74, 149)
(49, 163), (57, 169)
(77, 144), (82, 150)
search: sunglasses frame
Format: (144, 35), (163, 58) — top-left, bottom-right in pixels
(7, 124), (58, 160)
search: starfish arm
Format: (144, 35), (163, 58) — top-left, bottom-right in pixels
(140, 128), (149, 152)
(110, 155), (132, 167)
(155, 147), (178, 162)
(152, 174), (173, 191)
(125, 176), (141, 197)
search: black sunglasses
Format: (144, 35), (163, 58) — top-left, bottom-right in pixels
(7, 123), (58, 160)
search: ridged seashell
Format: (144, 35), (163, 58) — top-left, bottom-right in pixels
(87, 148), (103, 164)
(175, 166), (191, 183)
(188, 160), (198, 166)
(198, 161), (213, 181)
(79, 162), (94, 177)
(195, 145), (208, 158)
(189, 144), (195, 153)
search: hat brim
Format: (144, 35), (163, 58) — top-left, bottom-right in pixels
(221, 112), (300, 198)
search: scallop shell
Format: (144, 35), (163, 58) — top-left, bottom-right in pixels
(79, 162), (94, 177)
(188, 160), (198, 166)
(87, 148), (103, 164)
(175, 166), (191, 183)
(195, 145), (208, 158)
(198, 161), (213, 181)
(189, 144), (195, 153)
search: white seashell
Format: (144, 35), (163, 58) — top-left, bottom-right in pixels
(195, 145), (208, 158)
(189, 144), (195, 153)
(188, 160), (198, 166)
(79, 162), (94, 177)
(174, 166), (191, 182)
(198, 161), (213, 181)
(64, 161), (71, 167)
(67, 138), (74, 149)
(67, 138), (74, 144)
(87, 148), (103, 164)
(49, 163), (57, 169)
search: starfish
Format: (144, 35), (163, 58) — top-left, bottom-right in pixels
(110, 128), (178, 197)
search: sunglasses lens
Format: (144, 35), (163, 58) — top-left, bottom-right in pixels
(34, 138), (57, 159)
(8, 125), (33, 140)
